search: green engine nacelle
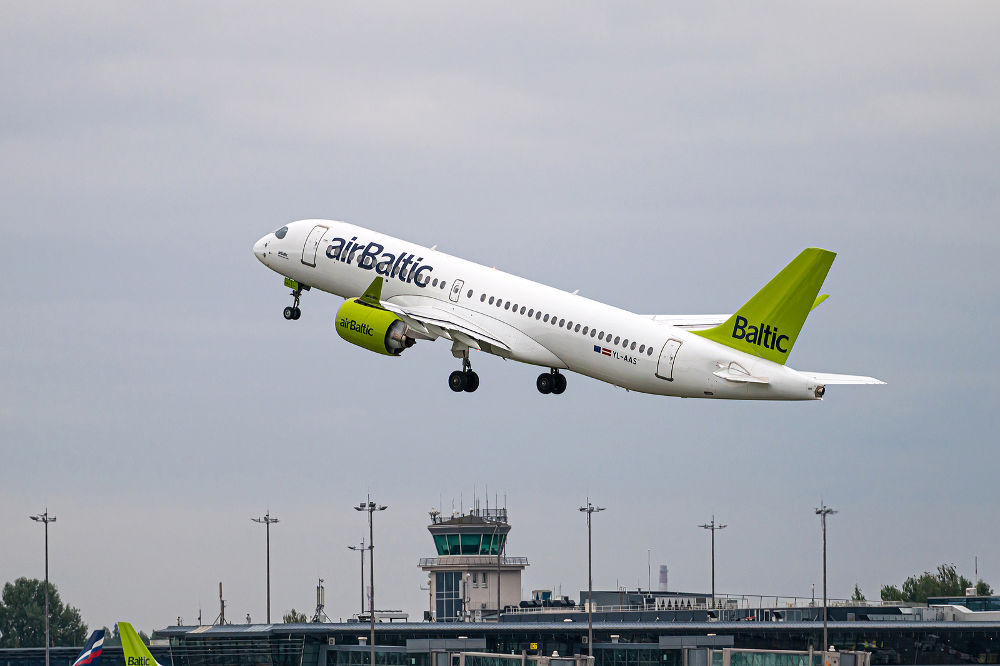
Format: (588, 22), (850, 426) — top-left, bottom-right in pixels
(335, 299), (415, 356)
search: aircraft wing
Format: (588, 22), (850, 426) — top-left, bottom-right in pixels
(382, 302), (513, 355)
(644, 296), (829, 330)
(643, 314), (730, 329)
(798, 371), (886, 385)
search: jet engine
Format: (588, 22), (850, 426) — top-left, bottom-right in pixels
(335, 299), (415, 356)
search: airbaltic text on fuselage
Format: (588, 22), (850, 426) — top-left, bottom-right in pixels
(732, 315), (789, 353)
(326, 237), (433, 286)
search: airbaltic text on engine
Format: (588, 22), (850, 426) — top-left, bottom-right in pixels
(731, 315), (790, 353)
(339, 318), (374, 336)
(326, 237), (434, 285)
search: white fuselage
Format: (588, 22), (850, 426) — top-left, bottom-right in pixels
(254, 220), (824, 400)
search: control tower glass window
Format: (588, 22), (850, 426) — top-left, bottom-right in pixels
(432, 532), (507, 555)
(435, 572), (463, 622)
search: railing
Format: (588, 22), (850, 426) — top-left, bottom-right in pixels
(503, 594), (891, 615)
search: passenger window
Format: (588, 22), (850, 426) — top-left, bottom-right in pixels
(590, 329), (596, 338)
(440, 281), (446, 290)
(489, 296), (495, 305)
(520, 306), (526, 315)
(512, 303), (518, 311)
(623, 339), (629, 348)
(566, 321), (573, 329)
(504, 302), (510, 310)
(497, 300), (502, 307)
(467, 290), (473, 298)
(630, 342), (637, 351)
(647, 347), (654, 355)
(535, 312), (541, 320)
(481, 294), (486, 302)
(559, 318), (565, 327)
(574, 324), (581, 333)
(639, 344), (645, 353)
(543, 314), (549, 322)
(598, 332), (604, 341)
(614, 336), (620, 345)
(432, 278), (438, 287)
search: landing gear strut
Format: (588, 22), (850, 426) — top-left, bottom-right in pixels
(282, 281), (308, 320)
(536, 369), (567, 395)
(448, 351), (480, 393)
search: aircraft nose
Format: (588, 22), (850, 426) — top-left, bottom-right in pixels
(253, 235), (268, 263)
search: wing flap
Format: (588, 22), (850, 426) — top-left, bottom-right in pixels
(382, 302), (512, 353)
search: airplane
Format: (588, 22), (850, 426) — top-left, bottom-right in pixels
(71, 629), (105, 666)
(119, 622), (161, 666)
(252, 220), (884, 399)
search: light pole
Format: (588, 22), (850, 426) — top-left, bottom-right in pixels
(579, 500), (605, 657)
(251, 511), (279, 623)
(698, 516), (727, 605)
(348, 539), (366, 618)
(815, 502), (837, 657)
(30, 510), (56, 666)
(356, 496), (387, 666)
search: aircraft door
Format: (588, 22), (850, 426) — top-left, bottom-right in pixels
(449, 279), (464, 303)
(301, 224), (328, 267)
(655, 339), (682, 381)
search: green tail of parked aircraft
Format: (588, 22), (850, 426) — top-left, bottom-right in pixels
(254, 220), (884, 399)
(118, 622), (161, 666)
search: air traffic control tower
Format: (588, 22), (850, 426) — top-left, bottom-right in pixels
(419, 504), (528, 622)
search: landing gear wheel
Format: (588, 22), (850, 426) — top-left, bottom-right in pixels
(464, 371), (480, 393)
(283, 282), (308, 321)
(536, 373), (553, 394)
(449, 370), (468, 392)
(552, 373), (567, 394)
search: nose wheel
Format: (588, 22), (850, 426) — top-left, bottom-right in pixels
(448, 354), (480, 393)
(536, 369), (566, 395)
(281, 279), (309, 320)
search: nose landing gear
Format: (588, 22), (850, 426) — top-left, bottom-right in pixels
(536, 369), (567, 395)
(448, 351), (480, 393)
(282, 279), (309, 320)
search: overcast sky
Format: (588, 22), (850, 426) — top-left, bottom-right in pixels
(2, 2), (998, 637)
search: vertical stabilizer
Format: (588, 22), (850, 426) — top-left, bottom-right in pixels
(692, 248), (835, 364)
(72, 630), (105, 666)
(118, 622), (162, 666)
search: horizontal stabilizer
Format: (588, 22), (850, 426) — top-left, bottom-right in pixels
(800, 371), (885, 385)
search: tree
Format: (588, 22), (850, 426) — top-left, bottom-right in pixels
(976, 580), (994, 596)
(880, 564), (992, 603)
(851, 584), (866, 602)
(283, 609), (308, 623)
(880, 585), (904, 602)
(0, 578), (87, 648)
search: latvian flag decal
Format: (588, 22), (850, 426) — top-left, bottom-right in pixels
(593, 345), (611, 356)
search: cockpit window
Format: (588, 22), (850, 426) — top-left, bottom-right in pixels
(274, 226), (288, 239)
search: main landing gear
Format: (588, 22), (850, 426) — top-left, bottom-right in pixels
(536, 369), (567, 395)
(448, 353), (480, 393)
(282, 281), (309, 320)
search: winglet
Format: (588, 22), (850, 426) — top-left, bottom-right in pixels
(118, 622), (162, 666)
(359, 277), (383, 306)
(811, 294), (829, 311)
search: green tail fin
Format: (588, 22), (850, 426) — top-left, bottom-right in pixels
(118, 622), (161, 666)
(692, 248), (836, 364)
